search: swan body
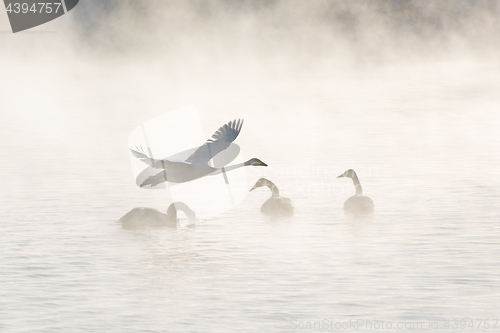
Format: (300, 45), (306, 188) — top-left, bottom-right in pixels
(130, 119), (267, 187)
(250, 178), (294, 216)
(338, 169), (374, 214)
(120, 202), (196, 228)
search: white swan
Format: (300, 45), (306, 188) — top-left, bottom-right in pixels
(250, 178), (294, 216)
(120, 202), (196, 228)
(337, 169), (374, 214)
(130, 119), (267, 187)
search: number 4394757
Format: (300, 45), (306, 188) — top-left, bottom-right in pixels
(443, 319), (499, 329)
(6, 3), (62, 14)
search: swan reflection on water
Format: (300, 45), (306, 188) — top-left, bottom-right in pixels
(120, 202), (197, 229)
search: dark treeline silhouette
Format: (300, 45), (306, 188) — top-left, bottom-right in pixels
(70, 0), (499, 57)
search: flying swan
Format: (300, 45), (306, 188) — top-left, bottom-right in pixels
(250, 178), (294, 216)
(337, 169), (374, 214)
(130, 119), (267, 187)
(120, 202), (196, 228)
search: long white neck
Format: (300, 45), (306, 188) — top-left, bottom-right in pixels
(265, 180), (280, 197)
(351, 173), (363, 195)
(166, 202), (196, 222)
(209, 162), (246, 175)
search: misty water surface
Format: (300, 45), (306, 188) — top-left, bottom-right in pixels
(1, 1), (499, 332)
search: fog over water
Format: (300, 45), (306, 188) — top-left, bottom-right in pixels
(1, 1), (499, 332)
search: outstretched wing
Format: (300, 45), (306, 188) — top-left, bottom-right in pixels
(129, 146), (169, 169)
(185, 119), (244, 164)
(140, 170), (168, 187)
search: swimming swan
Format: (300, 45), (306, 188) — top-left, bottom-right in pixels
(120, 202), (196, 228)
(250, 178), (294, 216)
(130, 119), (267, 187)
(337, 169), (374, 214)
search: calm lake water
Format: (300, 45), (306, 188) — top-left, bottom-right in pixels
(1, 59), (499, 332)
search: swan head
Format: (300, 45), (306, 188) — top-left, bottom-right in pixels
(337, 169), (357, 179)
(244, 158), (268, 167)
(250, 178), (273, 191)
(250, 177), (280, 196)
(338, 169), (364, 195)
